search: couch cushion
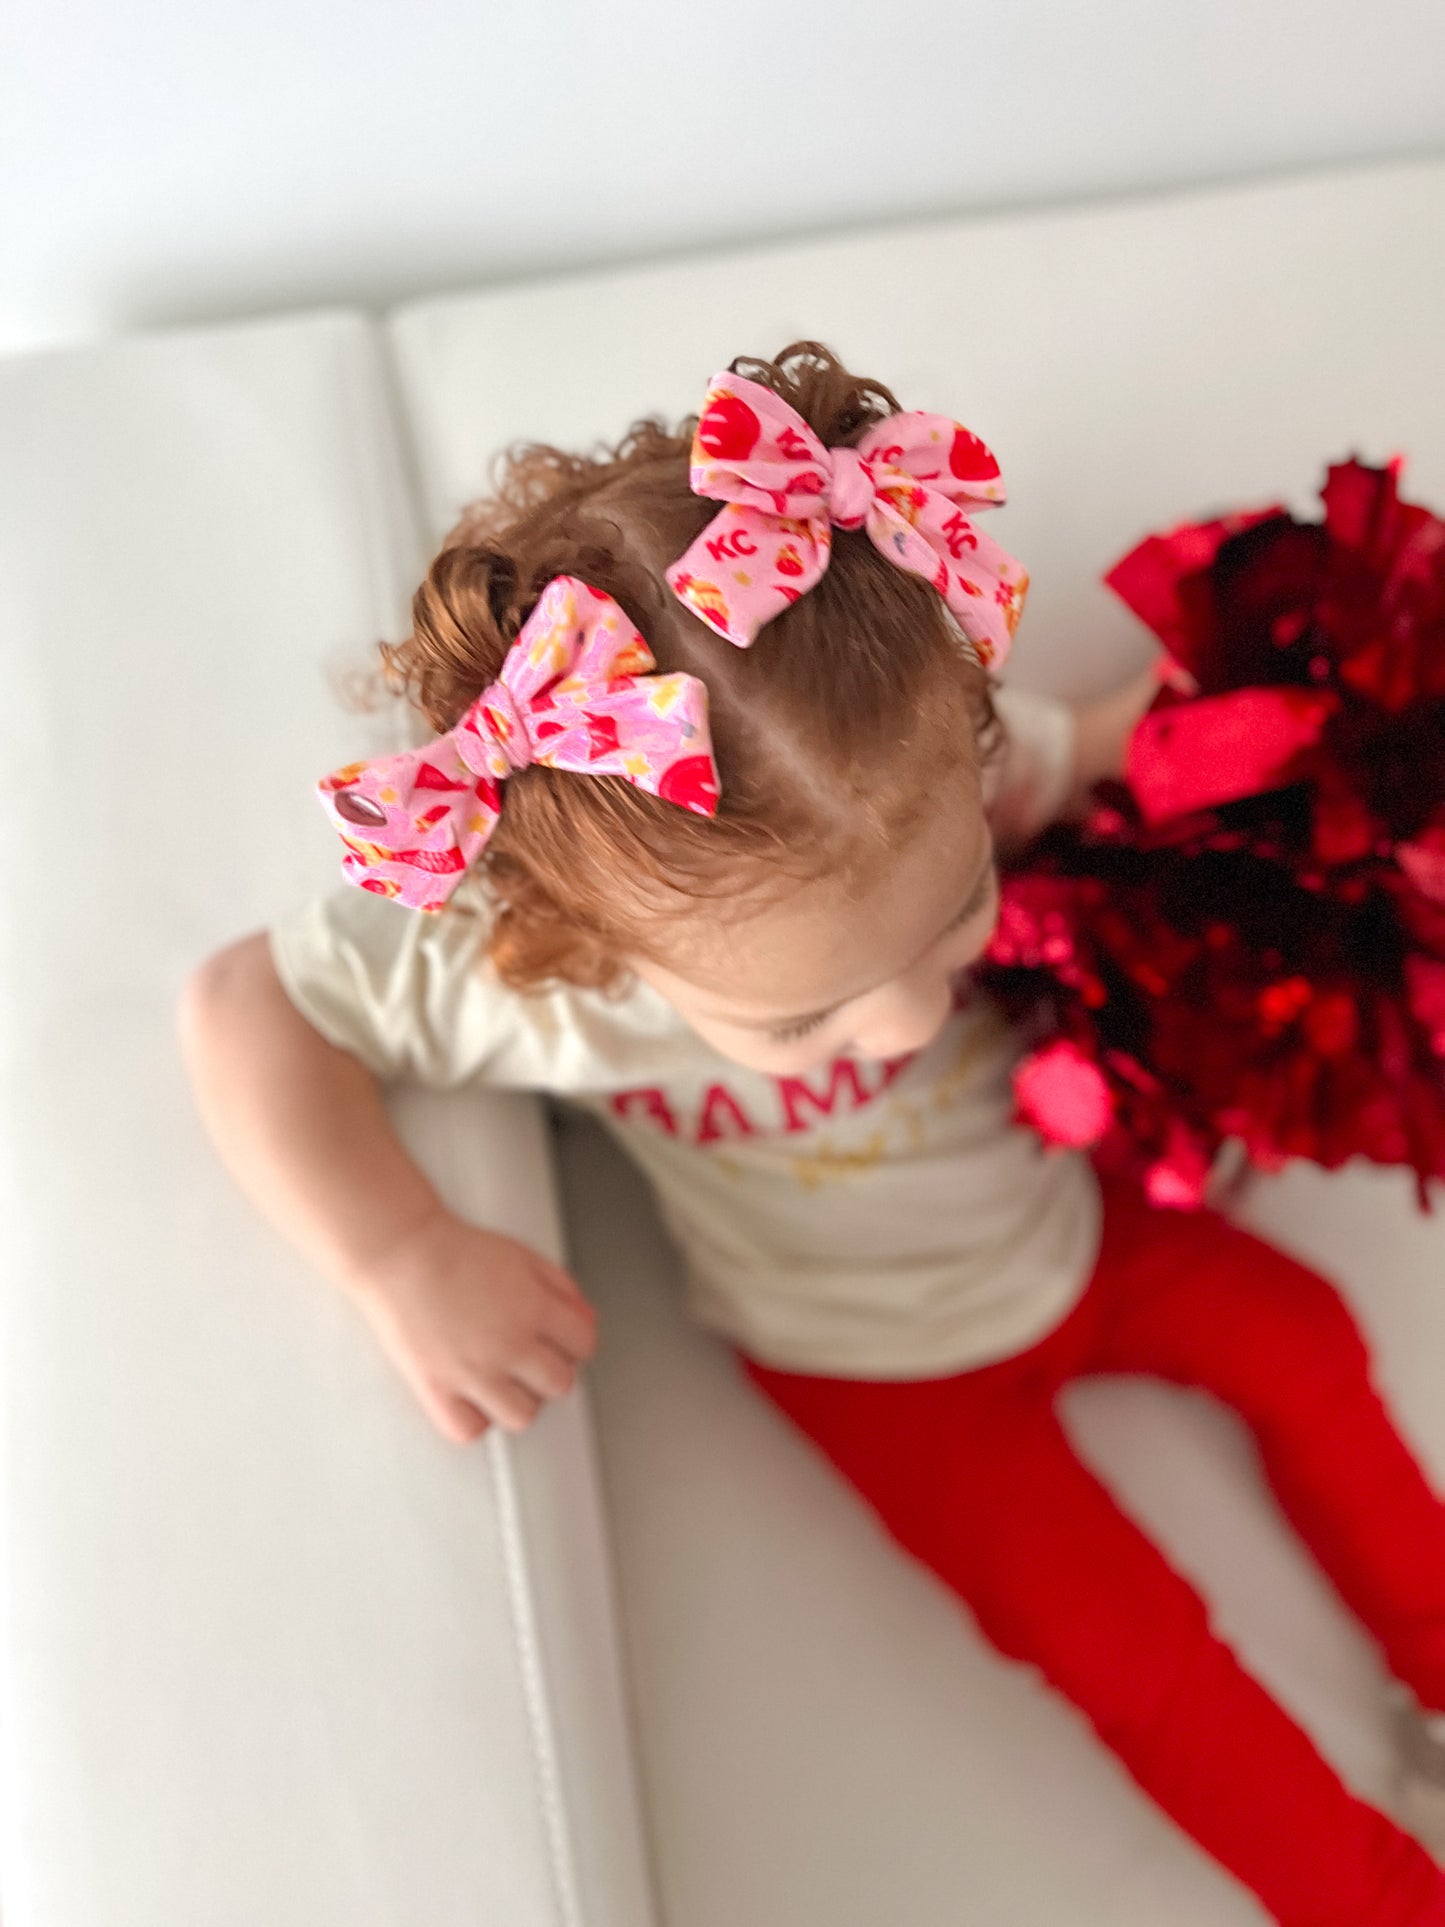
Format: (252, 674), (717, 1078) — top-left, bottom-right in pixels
(0, 312), (654, 1926)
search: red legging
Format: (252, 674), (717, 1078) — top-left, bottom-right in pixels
(737, 1178), (1445, 1925)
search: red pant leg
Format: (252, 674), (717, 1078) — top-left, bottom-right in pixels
(1083, 1177), (1445, 1709)
(738, 1335), (1445, 1926)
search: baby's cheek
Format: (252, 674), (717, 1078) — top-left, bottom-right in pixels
(952, 912), (999, 970)
(682, 1016), (776, 1071)
(701, 1024), (844, 1077)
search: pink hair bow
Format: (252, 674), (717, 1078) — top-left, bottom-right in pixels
(316, 575), (720, 911)
(665, 371), (1029, 666)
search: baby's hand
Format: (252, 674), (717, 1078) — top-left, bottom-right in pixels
(348, 1211), (599, 1446)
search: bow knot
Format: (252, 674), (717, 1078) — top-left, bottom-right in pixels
(826, 446), (876, 530)
(316, 576), (720, 911)
(667, 371), (1028, 666)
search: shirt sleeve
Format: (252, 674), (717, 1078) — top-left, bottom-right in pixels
(982, 682), (1078, 853)
(267, 876), (518, 1090)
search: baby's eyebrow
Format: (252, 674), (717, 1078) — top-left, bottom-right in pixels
(730, 848), (998, 1036)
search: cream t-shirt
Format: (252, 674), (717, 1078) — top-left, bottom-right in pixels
(268, 684), (1103, 1379)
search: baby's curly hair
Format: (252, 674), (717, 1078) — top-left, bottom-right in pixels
(376, 341), (1001, 995)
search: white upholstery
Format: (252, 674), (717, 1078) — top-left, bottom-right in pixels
(0, 318), (653, 1926)
(1, 154), (1443, 1924)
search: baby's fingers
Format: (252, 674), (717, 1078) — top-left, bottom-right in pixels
(473, 1374), (545, 1434)
(540, 1281), (599, 1361)
(428, 1386), (493, 1447)
(510, 1340), (578, 1403)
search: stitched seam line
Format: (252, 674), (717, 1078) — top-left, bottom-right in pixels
(486, 1430), (584, 1927)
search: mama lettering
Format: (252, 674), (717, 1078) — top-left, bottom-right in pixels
(609, 1051), (917, 1146)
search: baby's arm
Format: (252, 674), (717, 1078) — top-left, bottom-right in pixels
(987, 661), (1159, 850)
(177, 935), (597, 1444)
(1065, 664), (1160, 812)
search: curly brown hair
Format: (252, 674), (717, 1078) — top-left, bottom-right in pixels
(373, 342), (1002, 995)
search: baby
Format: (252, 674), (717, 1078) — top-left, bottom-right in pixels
(182, 343), (1445, 1923)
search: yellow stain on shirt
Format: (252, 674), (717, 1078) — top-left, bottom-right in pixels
(788, 1130), (889, 1191)
(887, 1093), (930, 1153)
(876, 1006), (1011, 1152)
(934, 1008), (1011, 1107)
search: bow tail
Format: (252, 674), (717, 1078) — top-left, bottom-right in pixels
(869, 493), (1027, 670)
(665, 504), (829, 647)
(317, 738), (505, 911)
(530, 674), (721, 819)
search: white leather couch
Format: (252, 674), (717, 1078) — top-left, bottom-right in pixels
(2, 155), (1443, 1925)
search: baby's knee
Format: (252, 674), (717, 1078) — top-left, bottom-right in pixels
(1222, 1236), (1373, 1399)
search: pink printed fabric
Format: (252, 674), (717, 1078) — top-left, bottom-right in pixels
(666, 371), (1029, 667)
(316, 575), (721, 911)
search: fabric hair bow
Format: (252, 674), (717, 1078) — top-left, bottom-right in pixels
(665, 371), (1029, 667)
(317, 575), (721, 911)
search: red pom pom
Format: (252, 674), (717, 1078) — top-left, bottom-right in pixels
(1014, 1041), (1114, 1147)
(1144, 1129), (1212, 1209)
(981, 454), (1445, 1208)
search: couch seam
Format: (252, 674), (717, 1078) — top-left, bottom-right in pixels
(487, 1430), (585, 1927)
